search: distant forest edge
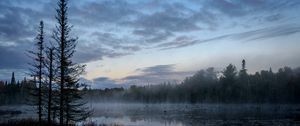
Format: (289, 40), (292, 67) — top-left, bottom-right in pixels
(1, 60), (300, 104)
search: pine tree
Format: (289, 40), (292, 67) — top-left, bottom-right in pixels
(239, 59), (248, 77)
(52, 0), (90, 125)
(11, 72), (16, 85)
(28, 21), (45, 125)
(238, 59), (249, 101)
(242, 59), (246, 70)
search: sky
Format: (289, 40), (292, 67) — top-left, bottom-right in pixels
(0, 0), (300, 88)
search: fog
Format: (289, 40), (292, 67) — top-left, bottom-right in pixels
(2, 64), (300, 125)
(1, 103), (300, 126)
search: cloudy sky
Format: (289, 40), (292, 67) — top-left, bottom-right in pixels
(1, 0), (300, 88)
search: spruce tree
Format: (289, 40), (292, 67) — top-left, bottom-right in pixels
(52, 0), (90, 125)
(239, 59), (249, 101)
(239, 59), (248, 78)
(28, 21), (45, 125)
(11, 72), (16, 85)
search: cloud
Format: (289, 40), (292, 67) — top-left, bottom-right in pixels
(73, 31), (142, 63)
(158, 24), (300, 50)
(91, 32), (141, 52)
(264, 14), (283, 22)
(71, 0), (138, 25)
(0, 0), (143, 70)
(0, 1), (51, 70)
(136, 64), (176, 74)
(232, 24), (300, 41)
(0, 3), (36, 42)
(123, 2), (205, 43)
(128, 8), (200, 32)
(0, 45), (30, 69)
(204, 0), (300, 17)
(1, 0), (300, 82)
(92, 77), (128, 89)
(123, 64), (194, 85)
(80, 65), (190, 89)
(132, 29), (173, 43)
(74, 45), (131, 63)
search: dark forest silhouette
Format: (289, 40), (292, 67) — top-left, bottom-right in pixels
(84, 60), (300, 103)
(2, 60), (300, 105)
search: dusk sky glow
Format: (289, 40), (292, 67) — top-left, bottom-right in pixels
(1, 0), (300, 88)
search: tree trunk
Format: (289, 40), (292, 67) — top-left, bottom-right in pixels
(47, 48), (54, 125)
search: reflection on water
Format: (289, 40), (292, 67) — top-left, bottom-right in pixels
(87, 103), (300, 126)
(89, 116), (184, 126)
(1, 103), (300, 126)
(0, 105), (35, 121)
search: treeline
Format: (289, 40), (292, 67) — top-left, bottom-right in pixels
(85, 60), (300, 103)
(0, 73), (35, 105)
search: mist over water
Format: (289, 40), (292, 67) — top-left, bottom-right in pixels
(2, 64), (300, 125)
(2, 103), (300, 126)
(88, 103), (300, 126)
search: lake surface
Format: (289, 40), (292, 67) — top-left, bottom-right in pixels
(1, 103), (300, 126)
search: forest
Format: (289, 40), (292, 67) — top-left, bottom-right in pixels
(2, 60), (300, 105)
(83, 61), (300, 103)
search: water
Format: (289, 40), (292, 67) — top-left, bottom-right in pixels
(86, 103), (300, 126)
(1, 103), (300, 126)
(0, 105), (35, 121)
